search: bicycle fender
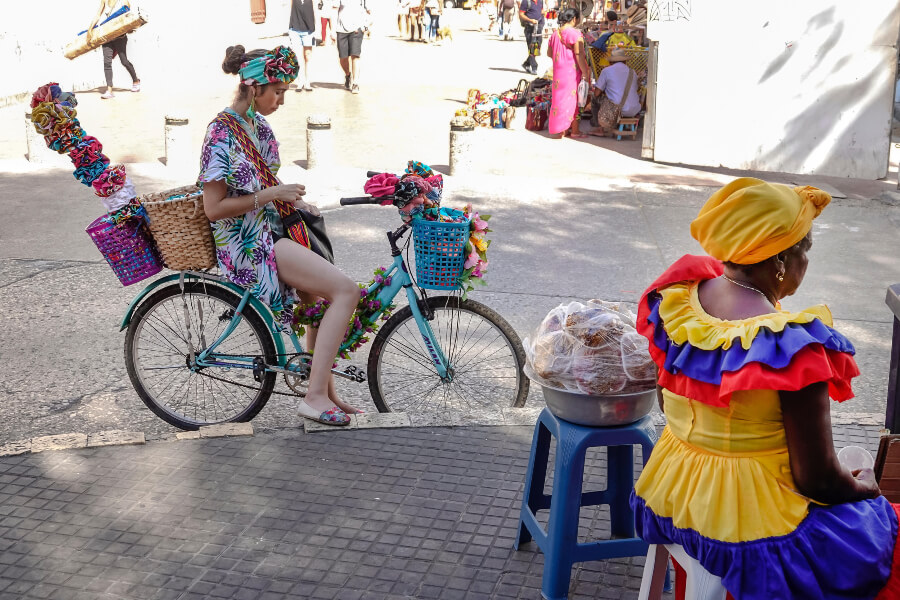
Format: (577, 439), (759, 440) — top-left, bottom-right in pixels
(119, 274), (281, 342)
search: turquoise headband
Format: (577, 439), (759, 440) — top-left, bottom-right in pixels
(238, 45), (299, 85)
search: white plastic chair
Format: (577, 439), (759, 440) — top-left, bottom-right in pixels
(638, 544), (728, 600)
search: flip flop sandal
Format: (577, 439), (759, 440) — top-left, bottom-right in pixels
(298, 401), (350, 426)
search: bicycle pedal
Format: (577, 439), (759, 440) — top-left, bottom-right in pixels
(336, 365), (367, 383)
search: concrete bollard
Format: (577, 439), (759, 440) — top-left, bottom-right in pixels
(24, 110), (47, 163)
(164, 114), (191, 171)
(306, 115), (332, 170)
(449, 119), (476, 176)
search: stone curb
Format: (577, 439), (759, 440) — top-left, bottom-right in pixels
(175, 422), (254, 440)
(0, 429), (146, 457)
(0, 423), (256, 457)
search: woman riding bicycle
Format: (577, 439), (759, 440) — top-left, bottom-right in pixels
(199, 44), (361, 427)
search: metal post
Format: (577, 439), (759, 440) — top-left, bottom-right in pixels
(306, 115), (333, 170)
(886, 284), (900, 432)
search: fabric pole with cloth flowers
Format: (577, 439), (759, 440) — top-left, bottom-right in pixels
(30, 81), (144, 220)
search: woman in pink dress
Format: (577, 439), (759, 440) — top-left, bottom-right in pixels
(546, 8), (590, 139)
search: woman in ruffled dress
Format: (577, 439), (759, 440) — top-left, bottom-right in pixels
(198, 44), (362, 427)
(632, 177), (900, 598)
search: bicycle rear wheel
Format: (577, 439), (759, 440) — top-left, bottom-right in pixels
(124, 282), (277, 430)
(367, 295), (529, 413)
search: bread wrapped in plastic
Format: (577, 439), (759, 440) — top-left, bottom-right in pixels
(525, 300), (655, 394)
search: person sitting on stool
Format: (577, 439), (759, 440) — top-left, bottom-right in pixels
(588, 47), (640, 137)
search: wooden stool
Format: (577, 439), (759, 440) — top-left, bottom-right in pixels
(616, 116), (640, 141)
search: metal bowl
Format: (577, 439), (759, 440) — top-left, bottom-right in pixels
(524, 365), (655, 427)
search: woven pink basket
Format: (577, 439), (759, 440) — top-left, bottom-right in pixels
(85, 214), (163, 286)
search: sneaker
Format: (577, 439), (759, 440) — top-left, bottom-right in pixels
(344, 74), (351, 90)
(100, 91), (114, 99)
(522, 60), (530, 73)
(351, 84), (359, 94)
(303, 83), (313, 91)
(131, 81), (141, 92)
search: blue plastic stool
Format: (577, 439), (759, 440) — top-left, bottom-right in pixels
(515, 408), (657, 599)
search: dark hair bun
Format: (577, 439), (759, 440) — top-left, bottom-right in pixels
(558, 7), (580, 24)
(222, 45), (247, 75)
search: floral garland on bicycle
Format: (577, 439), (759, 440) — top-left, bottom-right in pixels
(293, 267), (396, 360)
(293, 160), (493, 358)
(364, 160), (492, 295)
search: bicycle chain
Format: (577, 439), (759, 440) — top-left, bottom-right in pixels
(194, 369), (306, 398)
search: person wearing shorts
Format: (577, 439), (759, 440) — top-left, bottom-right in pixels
(288, 0), (316, 90)
(335, 0), (369, 94)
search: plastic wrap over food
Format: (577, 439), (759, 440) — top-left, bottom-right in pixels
(523, 300), (655, 394)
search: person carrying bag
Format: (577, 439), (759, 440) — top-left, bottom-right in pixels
(589, 47), (640, 137)
(200, 43), (362, 426)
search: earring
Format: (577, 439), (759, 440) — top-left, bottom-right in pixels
(777, 271), (785, 282)
(248, 96), (257, 121)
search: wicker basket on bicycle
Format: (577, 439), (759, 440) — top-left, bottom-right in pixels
(140, 185), (217, 271)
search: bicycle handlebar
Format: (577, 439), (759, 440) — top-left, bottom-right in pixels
(340, 196), (381, 206)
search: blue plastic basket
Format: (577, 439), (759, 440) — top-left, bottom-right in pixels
(412, 218), (470, 290)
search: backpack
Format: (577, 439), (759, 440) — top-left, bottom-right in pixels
(518, 0), (532, 25)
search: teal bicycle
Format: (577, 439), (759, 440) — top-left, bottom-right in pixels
(121, 187), (529, 430)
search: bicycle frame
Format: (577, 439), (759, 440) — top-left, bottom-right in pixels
(121, 238), (454, 380)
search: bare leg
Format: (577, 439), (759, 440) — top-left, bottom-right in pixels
(301, 310), (365, 415)
(274, 239), (358, 414)
(339, 56), (350, 77)
(350, 56), (360, 85)
(303, 46), (312, 85)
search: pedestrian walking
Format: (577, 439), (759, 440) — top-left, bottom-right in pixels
(336, 0), (370, 93)
(288, 0), (316, 91)
(204, 44), (362, 426)
(408, 1), (424, 41)
(397, 0), (411, 37)
(318, 0), (337, 45)
(546, 8), (590, 138)
(518, 0), (544, 74)
(86, 0), (140, 99)
(425, 0), (441, 42)
(498, 0), (517, 39)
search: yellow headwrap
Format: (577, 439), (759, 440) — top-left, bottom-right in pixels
(690, 177), (831, 265)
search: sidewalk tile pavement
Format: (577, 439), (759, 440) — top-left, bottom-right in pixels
(0, 422), (885, 599)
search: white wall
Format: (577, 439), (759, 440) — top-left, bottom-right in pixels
(647, 0), (900, 179)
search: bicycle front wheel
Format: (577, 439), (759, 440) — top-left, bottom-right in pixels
(368, 295), (529, 413)
(124, 282), (277, 430)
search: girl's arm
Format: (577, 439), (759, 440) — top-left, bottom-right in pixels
(202, 180), (312, 222)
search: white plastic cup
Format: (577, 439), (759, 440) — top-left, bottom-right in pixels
(837, 445), (875, 472)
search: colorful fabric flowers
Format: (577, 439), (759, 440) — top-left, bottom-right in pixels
(361, 160), (493, 298)
(239, 45), (300, 85)
(30, 82), (136, 214)
(459, 203), (491, 295)
(92, 164), (127, 197)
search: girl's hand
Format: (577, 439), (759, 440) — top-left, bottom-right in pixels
(271, 184), (306, 205)
(296, 200), (320, 216)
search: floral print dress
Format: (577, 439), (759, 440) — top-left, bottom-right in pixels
(198, 108), (297, 332)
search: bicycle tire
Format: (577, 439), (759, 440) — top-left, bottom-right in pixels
(367, 295), (529, 413)
(124, 282), (277, 430)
